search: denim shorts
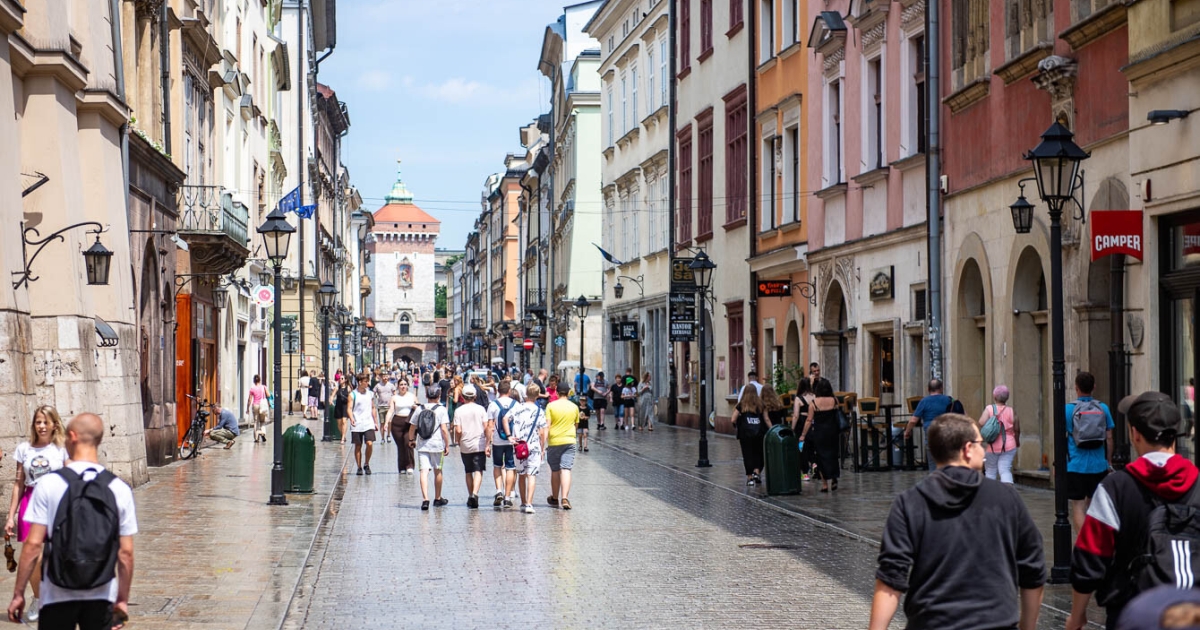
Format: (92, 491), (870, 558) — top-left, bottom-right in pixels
(492, 444), (516, 470)
(546, 444), (577, 471)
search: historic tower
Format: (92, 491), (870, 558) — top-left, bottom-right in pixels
(366, 163), (442, 363)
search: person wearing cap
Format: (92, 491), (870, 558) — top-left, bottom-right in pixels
(1068, 391), (1200, 630)
(453, 384), (489, 509)
(1116, 585), (1200, 630)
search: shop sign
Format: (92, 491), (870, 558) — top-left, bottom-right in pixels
(253, 285), (274, 308)
(610, 321), (638, 341)
(869, 266), (894, 301)
(669, 320), (696, 342)
(756, 280), (791, 298)
(1091, 210), (1144, 261)
(669, 290), (697, 342)
(670, 258), (696, 292)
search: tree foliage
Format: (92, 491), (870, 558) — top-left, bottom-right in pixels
(434, 284), (447, 318)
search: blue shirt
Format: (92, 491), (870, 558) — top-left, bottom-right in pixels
(574, 374), (591, 395)
(1065, 396), (1113, 473)
(215, 409), (240, 436)
(912, 394), (954, 428)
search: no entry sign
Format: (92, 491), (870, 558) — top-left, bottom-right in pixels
(523, 338), (534, 350)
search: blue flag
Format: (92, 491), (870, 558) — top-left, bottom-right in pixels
(278, 186), (301, 214)
(296, 204), (316, 219)
(592, 242), (624, 266)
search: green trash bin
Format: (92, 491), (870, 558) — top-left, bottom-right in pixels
(283, 424), (316, 494)
(324, 403), (342, 442)
(764, 424), (801, 495)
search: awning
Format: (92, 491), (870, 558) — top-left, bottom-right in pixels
(94, 317), (118, 348)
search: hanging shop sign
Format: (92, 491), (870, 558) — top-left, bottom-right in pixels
(610, 321), (638, 341)
(868, 266), (895, 301)
(670, 258), (696, 292)
(253, 285), (274, 308)
(756, 280), (791, 298)
(1091, 210), (1144, 261)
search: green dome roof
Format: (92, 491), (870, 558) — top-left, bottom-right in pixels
(385, 160), (414, 204)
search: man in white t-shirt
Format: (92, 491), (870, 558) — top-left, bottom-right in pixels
(407, 380), (450, 511)
(486, 381), (520, 509)
(8, 413), (136, 629)
(453, 385), (489, 509)
(349, 375), (379, 476)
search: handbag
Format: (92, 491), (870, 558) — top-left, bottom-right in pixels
(514, 409), (542, 460)
(4, 536), (15, 573)
(837, 407), (850, 432)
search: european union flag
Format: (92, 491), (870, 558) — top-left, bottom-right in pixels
(592, 242), (624, 266)
(296, 204), (316, 219)
(278, 186), (301, 214)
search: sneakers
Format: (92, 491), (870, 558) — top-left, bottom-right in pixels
(522, 504), (535, 514)
(26, 596), (38, 622)
(467, 495), (479, 509)
(493, 492), (504, 508)
(421, 500), (430, 511)
(364, 465), (372, 475)
(746, 478), (756, 486)
(433, 497), (448, 507)
(547, 496), (558, 507)
(405, 468), (415, 475)
(502, 499), (514, 509)
(356, 467), (364, 476)
(561, 498), (572, 510)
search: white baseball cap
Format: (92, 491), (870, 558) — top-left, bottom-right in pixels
(462, 384), (477, 398)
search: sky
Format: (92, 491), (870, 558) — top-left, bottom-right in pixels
(322, 0), (570, 250)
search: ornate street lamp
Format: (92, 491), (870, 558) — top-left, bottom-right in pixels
(318, 281), (338, 442)
(1009, 186), (1036, 235)
(689, 251), (717, 468)
(83, 236), (114, 286)
(1017, 121), (1090, 583)
(257, 207), (295, 506)
(211, 283), (229, 310)
(574, 295), (590, 395)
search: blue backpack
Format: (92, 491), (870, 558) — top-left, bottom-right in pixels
(494, 398), (517, 440)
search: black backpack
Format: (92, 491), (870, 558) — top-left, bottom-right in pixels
(1131, 479), (1200, 590)
(495, 398), (516, 440)
(45, 468), (121, 590)
(415, 404), (441, 440)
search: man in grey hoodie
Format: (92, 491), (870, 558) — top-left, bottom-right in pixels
(869, 413), (1046, 630)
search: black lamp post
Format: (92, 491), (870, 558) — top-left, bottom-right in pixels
(574, 296), (590, 393)
(258, 207), (295, 506)
(689, 251), (716, 468)
(1015, 122), (1089, 582)
(318, 281), (337, 441)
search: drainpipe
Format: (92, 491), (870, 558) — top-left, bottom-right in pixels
(297, 0), (306, 386)
(667, 0), (678, 425)
(160, 2), (171, 154)
(547, 71), (557, 371)
(747, 0), (759, 376)
(111, 0), (130, 221)
(926, 0), (944, 381)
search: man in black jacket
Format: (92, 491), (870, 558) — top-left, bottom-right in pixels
(869, 414), (1046, 630)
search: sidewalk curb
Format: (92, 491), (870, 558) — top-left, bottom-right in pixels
(274, 446), (351, 630)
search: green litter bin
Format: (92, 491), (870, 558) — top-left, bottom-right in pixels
(324, 403), (342, 441)
(283, 424), (316, 494)
(763, 424), (801, 495)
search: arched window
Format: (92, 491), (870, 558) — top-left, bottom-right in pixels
(400, 313), (411, 335)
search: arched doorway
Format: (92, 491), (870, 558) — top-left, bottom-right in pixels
(394, 347), (423, 366)
(785, 320), (801, 374)
(1012, 246), (1049, 470)
(819, 281), (850, 391)
(956, 259), (988, 417)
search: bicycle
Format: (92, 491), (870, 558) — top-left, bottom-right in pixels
(180, 394), (213, 460)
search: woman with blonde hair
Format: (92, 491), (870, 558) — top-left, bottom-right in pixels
(760, 384), (788, 426)
(730, 387), (772, 485)
(635, 372), (656, 431)
(6, 405), (66, 621)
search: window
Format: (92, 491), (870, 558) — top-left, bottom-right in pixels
(400, 314), (411, 336)
(761, 135), (776, 230)
(647, 181), (658, 251)
(620, 196), (629, 260)
(660, 176), (670, 249)
(825, 79), (844, 184)
(724, 86), (748, 223)
(621, 72), (628, 134)
(631, 189), (641, 256)
(730, 0), (743, 28)
(786, 125), (800, 223)
(866, 56), (884, 170)
(759, 0), (774, 62)
(647, 48), (656, 111)
(728, 302), (745, 394)
(677, 126), (693, 244)
(952, 0), (990, 90)
(784, 0), (800, 45)
(608, 35), (615, 52)
(631, 65), (639, 124)
(697, 112), (714, 237)
(1005, 0), (1053, 61)
(910, 34), (927, 155)
(701, 0), (713, 54)
(660, 38), (668, 105)
(607, 87), (615, 146)
(680, 0), (691, 72)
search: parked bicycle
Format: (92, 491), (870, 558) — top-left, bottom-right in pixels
(180, 394), (214, 460)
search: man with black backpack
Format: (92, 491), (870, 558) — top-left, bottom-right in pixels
(407, 378), (451, 511)
(1065, 371), (1115, 535)
(486, 380), (519, 509)
(8, 413), (136, 629)
(1068, 391), (1200, 630)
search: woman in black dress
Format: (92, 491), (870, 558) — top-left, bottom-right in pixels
(761, 384), (788, 426)
(791, 378), (816, 478)
(730, 387), (772, 485)
(799, 377), (841, 492)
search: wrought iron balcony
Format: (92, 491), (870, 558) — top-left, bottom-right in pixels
(177, 185), (250, 274)
(525, 289), (546, 312)
(470, 318), (484, 331)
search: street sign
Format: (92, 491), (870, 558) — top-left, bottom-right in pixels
(523, 338), (534, 350)
(553, 335), (567, 347)
(328, 339), (340, 352)
(279, 316), (296, 331)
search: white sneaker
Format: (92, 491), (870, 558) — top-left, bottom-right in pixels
(523, 505), (535, 514)
(26, 596), (38, 622)
(405, 468), (414, 475)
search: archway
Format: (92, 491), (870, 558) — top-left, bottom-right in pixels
(819, 281), (850, 391)
(1082, 177), (1129, 403)
(394, 347), (423, 366)
(956, 259), (988, 417)
(1012, 246), (1049, 470)
(785, 320), (801, 375)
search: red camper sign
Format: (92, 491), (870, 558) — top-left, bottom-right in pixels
(1091, 211), (1144, 262)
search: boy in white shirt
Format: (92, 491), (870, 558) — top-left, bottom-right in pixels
(407, 379), (450, 511)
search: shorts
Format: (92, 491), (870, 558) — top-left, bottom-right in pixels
(546, 444), (577, 471)
(492, 444), (516, 470)
(577, 417), (589, 431)
(418, 451), (443, 471)
(1067, 471), (1109, 501)
(623, 398), (637, 408)
(351, 429), (376, 445)
(308, 396), (319, 407)
(516, 452), (542, 476)
(461, 451), (487, 474)
(592, 398), (607, 410)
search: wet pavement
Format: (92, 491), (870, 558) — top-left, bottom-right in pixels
(281, 424), (1101, 630)
(0, 416), (349, 630)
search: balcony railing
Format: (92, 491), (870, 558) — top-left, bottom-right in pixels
(526, 289), (546, 311)
(470, 319), (484, 331)
(177, 185), (249, 247)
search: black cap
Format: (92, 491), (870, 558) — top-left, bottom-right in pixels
(1117, 392), (1182, 443)
(1116, 585), (1200, 630)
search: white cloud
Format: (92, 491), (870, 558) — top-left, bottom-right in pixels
(417, 78), (487, 104)
(356, 69), (392, 92)
(414, 77), (542, 109)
